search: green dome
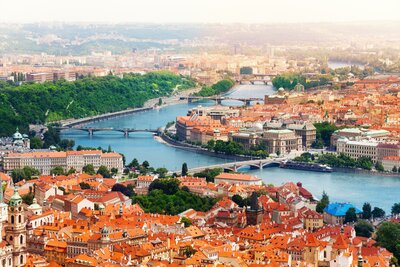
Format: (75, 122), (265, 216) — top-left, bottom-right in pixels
(9, 188), (22, 207)
(12, 127), (23, 140)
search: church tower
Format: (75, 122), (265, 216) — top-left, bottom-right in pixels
(5, 188), (27, 267)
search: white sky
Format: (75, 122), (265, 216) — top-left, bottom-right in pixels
(1, 0), (399, 24)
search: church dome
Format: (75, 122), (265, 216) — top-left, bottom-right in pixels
(28, 198), (42, 211)
(9, 188), (22, 207)
(12, 128), (23, 140)
(101, 226), (109, 234)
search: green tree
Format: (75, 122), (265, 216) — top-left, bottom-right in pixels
(206, 139), (215, 151)
(97, 165), (111, 178)
(158, 98), (163, 106)
(375, 161), (385, 172)
(148, 178), (180, 195)
(155, 167), (168, 178)
(181, 217), (192, 227)
(194, 168), (223, 183)
(30, 137), (43, 149)
(107, 145), (112, 152)
(79, 182), (91, 190)
(371, 207), (385, 218)
(67, 168), (76, 175)
(392, 203), (400, 215)
(181, 163), (188, 176)
(232, 194), (244, 207)
(50, 166), (66, 176)
(142, 160), (150, 169)
(316, 191), (329, 213)
(344, 207), (358, 224)
(376, 222), (400, 260)
(82, 164), (95, 175)
(59, 139), (75, 150)
(110, 167), (118, 176)
(362, 202), (372, 220)
(354, 220), (374, 238)
(392, 166), (398, 173)
(128, 158), (139, 168)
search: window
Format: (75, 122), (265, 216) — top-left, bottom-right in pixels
(11, 215), (14, 224)
(20, 255), (23, 265)
(20, 235), (24, 244)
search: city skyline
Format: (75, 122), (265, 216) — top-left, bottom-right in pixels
(1, 0), (400, 24)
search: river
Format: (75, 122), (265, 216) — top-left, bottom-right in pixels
(61, 83), (399, 212)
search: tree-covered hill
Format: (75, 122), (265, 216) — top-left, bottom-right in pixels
(0, 71), (195, 136)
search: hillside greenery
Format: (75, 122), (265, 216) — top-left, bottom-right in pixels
(0, 71), (195, 136)
(194, 79), (235, 97)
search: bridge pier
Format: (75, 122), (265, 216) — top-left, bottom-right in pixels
(124, 130), (129, 137)
(188, 98), (193, 103)
(216, 99), (222, 105)
(245, 100), (252, 106)
(88, 129), (93, 136)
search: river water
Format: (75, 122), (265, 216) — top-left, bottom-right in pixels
(61, 83), (399, 212)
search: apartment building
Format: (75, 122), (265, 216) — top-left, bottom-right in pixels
(336, 138), (378, 162)
(3, 150), (123, 175)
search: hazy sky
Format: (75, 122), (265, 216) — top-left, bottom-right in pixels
(1, 0), (399, 24)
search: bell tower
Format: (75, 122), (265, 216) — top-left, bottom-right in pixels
(5, 188), (27, 267)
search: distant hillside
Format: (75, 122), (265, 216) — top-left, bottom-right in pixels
(0, 72), (195, 136)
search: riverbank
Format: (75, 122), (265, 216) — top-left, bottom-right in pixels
(332, 167), (400, 177)
(157, 133), (253, 162)
(59, 87), (202, 127)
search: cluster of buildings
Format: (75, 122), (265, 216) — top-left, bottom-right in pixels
(0, 169), (395, 267)
(3, 150), (124, 175)
(175, 74), (400, 170)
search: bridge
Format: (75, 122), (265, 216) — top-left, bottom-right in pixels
(174, 158), (287, 175)
(54, 126), (160, 136)
(236, 74), (277, 85)
(179, 96), (264, 106)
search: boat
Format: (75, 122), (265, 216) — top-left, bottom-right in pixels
(280, 160), (333, 173)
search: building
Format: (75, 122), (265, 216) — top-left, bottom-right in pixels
(382, 156), (400, 171)
(0, 188), (28, 267)
(301, 209), (323, 231)
(323, 203), (362, 225)
(336, 138), (378, 162)
(261, 129), (302, 155)
(214, 173), (262, 186)
(246, 192), (263, 225)
(3, 150), (123, 175)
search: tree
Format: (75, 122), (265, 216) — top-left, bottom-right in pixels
(344, 207), (358, 224)
(155, 167), (168, 178)
(392, 203), (400, 215)
(193, 168), (223, 183)
(362, 202), (372, 220)
(110, 168), (118, 176)
(82, 164), (95, 175)
(67, 168), (76, 175)
(107, 145), (112, 152)
(316, 191), (329, 213)
(142, 160), (150, 169)
(392, 166), (398, 173)
(148, 178), (180, 195)
(206, 139), (215, 151)
(181, 217), (192, 227)
(11, 166), (40, 183)
(371, 207), (385, 218)
(158, 98), (163, 106)
(97, 165), (111, 178)
(376, 222), (400, 260)
(232, 194), (245, 207)
(50, 166), (66, 176)
(181, 163), (188, 176)
(128, 158), (139, 168)
(59, 139), (75, 150)
(112, 183), (135, 197)
(354, 220), (374, 238)
(30, 137), (43, 149)
(375, 161), (385, 172)
(79, 182), (91, 190)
